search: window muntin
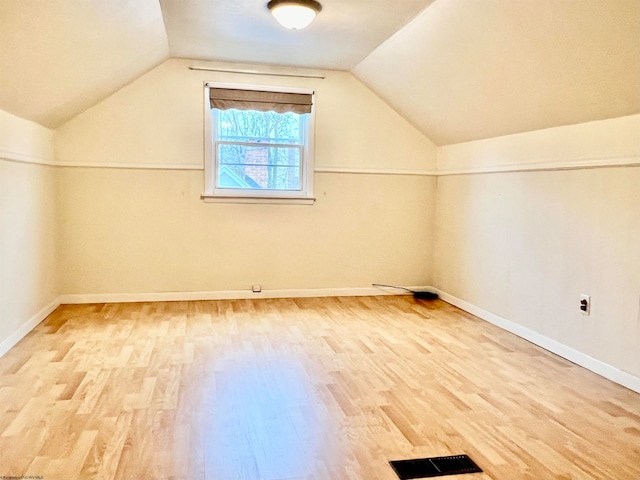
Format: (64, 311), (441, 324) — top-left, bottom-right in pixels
(203, 83), (315, 203)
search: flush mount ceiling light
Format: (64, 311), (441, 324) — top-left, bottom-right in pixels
(267, 0), (322, 30)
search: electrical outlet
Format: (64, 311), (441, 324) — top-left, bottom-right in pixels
(252, 284), (262, 293)
(580, 294), (591, 315)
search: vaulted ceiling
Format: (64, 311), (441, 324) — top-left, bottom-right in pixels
(0, 0), (169, 128)
(1, 0), (638, 145)
(354, 0), (640, 144)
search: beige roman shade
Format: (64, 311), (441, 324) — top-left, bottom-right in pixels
(209, 87), (313, 114)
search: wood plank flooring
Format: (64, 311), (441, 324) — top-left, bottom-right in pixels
(0, 296), (638, 479)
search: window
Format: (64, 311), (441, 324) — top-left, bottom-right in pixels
(203, 83), (315, 204)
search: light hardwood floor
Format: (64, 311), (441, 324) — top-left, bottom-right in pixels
(0, 296), (638, 479)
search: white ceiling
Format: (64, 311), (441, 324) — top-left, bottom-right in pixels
(354, 0), (640, 145)
(0, 0), (169, 129)
(1, 0), (639, 144)
(159, 0), (435, 70)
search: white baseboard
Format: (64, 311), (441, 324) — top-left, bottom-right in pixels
(435, 289), (640, 394)
(0, 298), (60, 359)
(56, 285), (408, 305)
(1, 286), (412, 361)
(6, 288), (638, 394)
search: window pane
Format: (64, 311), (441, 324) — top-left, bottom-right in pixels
(217, 144), (301, 190)
(218, 109), (302, 145)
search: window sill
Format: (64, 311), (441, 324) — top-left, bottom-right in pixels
(201, 194), (315, 205)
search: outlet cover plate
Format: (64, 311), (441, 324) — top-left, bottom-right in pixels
(580, 294), (591, 315)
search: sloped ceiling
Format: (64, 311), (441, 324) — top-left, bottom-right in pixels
(353, 0), (640, 145)
(1, 0), (638, 144)
(0, 0), (169, 129)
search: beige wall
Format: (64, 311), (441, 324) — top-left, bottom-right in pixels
(437, 115), (640, 172)
(56, 169), (435, 294)
(0, 110), (58, 350)
(55, 59), (438, 294)
(434, 117), (640, 378)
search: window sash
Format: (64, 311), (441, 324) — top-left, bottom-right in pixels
(215, 141), (304, 191)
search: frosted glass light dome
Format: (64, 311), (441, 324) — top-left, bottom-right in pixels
(267, 0), (322, 30)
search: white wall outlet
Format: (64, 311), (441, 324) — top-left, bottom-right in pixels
(252, 284), (262, 293)
(580, 294), (591, 315)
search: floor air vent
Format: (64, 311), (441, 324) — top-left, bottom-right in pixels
(389, 454), (482, 479)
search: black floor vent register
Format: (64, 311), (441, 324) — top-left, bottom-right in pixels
(389, 454), (482, 479)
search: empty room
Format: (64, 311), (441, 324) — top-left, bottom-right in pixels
(1, 0), (639, 479)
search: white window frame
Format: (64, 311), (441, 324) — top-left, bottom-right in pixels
(202, 82), (316, 204)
